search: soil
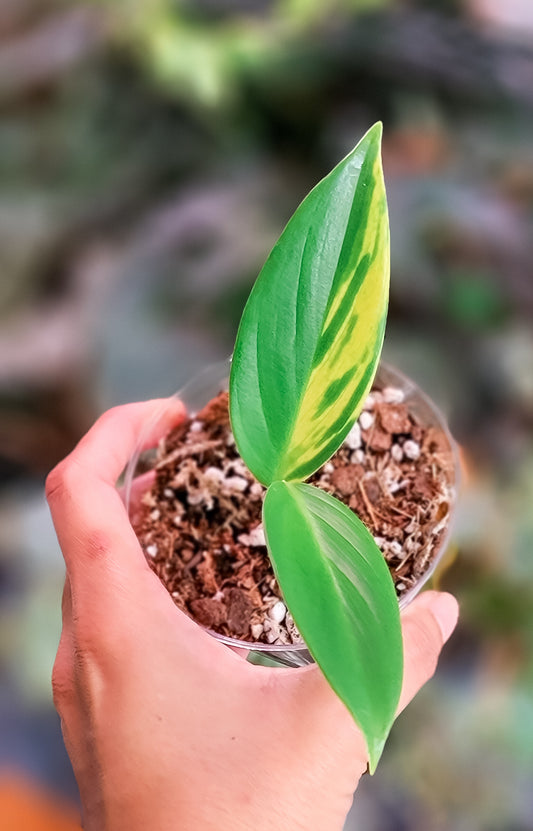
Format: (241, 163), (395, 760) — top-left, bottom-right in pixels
(131, 385), (456, 646)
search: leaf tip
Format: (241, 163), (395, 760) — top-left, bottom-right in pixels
(367, 733), (387, 775)
(364, 120), (383, 148)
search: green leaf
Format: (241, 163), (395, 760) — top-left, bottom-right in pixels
(229, 123), (389, 486)
(263, 481), (403, 771)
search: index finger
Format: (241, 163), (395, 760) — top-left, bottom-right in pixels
(46, 399), (185, 580)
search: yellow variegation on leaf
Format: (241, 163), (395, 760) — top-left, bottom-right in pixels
(229, 122), (389, 485)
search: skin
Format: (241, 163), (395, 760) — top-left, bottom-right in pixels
(46, 400), (459, 831)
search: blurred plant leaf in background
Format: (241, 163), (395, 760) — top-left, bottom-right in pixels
(442, 268), (509, 329)
(106, 0), (394, 110)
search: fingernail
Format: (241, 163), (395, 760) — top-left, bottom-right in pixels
(427, 592), (459, 643)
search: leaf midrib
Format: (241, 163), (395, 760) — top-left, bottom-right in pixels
(271, 191), (357, 482)
(293, 484), (381, 625)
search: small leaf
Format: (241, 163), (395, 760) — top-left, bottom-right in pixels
(230, 123), (389, 485)
(263, 481), (403, 771)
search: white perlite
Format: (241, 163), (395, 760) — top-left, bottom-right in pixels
(229, 459), (249, 478)
(363, 391), (382, 410)
(403, 440), (420, 460)
(251, 623), (264, 640)
(344, 422), (362, 450)
(382, 386), (405, 404)
(189, 420), (203, 433)
(263, 619), (281, 643)
(187, 492), (205, 506)
(269, 601), (287, 624)
(391, 443), (404, 463)
(250, 482), (264, 499)
(224, 475), (249, 492)
(238, 525), (266, 547)
(146, 544), (158, 557)
(204, 466), (225, 485)
(359, 410), (375, 431)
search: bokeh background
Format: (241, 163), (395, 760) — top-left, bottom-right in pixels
(1, 0), (533, 828)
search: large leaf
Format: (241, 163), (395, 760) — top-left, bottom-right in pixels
(263, 481), (403, 771)
(229, 123), (389, 486)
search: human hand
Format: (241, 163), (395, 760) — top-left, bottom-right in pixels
(47, 401), (458, 831)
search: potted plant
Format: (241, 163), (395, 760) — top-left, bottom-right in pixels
(125, 123), (458, 773)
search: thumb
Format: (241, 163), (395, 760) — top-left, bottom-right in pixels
(397, 590), (459, 714)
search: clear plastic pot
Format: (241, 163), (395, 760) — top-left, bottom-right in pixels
(124, 360), (460, 668)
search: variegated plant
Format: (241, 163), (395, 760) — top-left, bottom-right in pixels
(229, 123), (403, 772)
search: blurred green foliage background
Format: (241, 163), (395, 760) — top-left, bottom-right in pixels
(1, 0), (533, 828)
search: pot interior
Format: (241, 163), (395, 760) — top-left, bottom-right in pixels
(124, 360), (460, 668)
